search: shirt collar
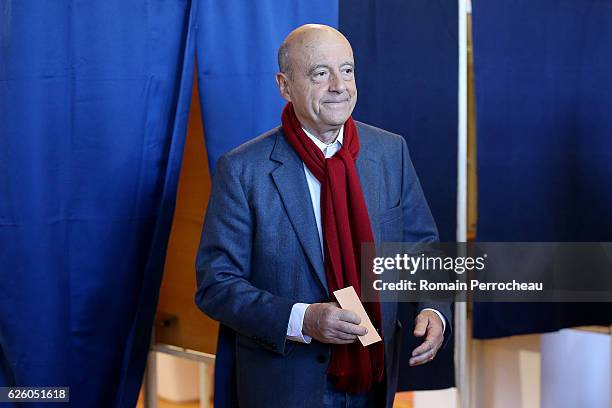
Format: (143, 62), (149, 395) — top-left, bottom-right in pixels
(302, 125), (344, 152)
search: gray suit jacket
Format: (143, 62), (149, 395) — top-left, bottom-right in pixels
(195, 122), (451, 408)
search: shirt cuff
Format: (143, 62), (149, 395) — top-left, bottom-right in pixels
(421, 308), (446, 334)
(286, 303), (312, 344)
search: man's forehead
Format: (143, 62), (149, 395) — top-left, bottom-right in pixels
(284, 25), (350, 52)
(292, 36), (354, 65)
(297, 30), (351, 50)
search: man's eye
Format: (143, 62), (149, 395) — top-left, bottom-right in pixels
(343, 68), (353, 75)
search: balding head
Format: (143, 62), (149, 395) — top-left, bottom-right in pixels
(278, 24), (352, 78)
(276, 24), (357, 142)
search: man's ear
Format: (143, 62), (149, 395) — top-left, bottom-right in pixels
(275, 73), (292, 103)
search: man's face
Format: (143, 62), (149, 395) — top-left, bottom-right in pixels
(278, 31), (357, 136)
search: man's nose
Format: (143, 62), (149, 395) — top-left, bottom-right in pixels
(328, 72), (347, 93)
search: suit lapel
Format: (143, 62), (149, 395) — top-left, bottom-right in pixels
(270, 131), (328, 294)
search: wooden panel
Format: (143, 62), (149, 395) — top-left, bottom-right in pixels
(467, 14), (478, 241)
(155, 73), (218, 354)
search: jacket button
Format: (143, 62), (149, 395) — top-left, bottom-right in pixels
(317, 354), (327, 363)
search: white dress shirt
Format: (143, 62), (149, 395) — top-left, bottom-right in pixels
(286, 126), (445, 343)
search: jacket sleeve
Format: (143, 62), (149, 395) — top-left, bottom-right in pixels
(195, 154), (295, 355)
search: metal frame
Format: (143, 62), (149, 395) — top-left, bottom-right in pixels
(456, 0), (469, 407)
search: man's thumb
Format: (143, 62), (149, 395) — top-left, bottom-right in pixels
(413, 314), (428, 337)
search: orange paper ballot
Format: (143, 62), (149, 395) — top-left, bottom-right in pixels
(333, 286), (382, 347)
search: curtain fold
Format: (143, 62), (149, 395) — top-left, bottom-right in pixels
(0, 1), (196, 406)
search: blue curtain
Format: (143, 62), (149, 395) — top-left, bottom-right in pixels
(472, 0), (612, 338)
(0, 1), (196, 406)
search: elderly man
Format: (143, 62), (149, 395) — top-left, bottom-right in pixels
(196, 24), (451, 408)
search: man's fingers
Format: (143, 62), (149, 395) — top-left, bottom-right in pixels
(410, 337), (441, 365)
(409, 347), (436, 366)
(313, 303), (369, 344)
(329, 337), (358, 345)
(335, 321), (368, 336)
(410, 317), (444, 365)
(425, 319), (444, 348)
(413, 325), (443, 354)
(410, 310), (444, 365)
(411, 338), (434, 357)
(337, 309), (361, 325)
(330, 330), (359, 341)
(413, 313), (429, 337)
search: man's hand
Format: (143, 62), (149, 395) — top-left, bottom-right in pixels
(302, 302), (367, 344)
(409, 309), (444, 366)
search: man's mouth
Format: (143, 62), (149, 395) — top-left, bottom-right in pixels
(323, 100), (349, 106)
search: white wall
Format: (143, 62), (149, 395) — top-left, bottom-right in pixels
(414, 388), (457, 408)
(541, 330), (610, 408)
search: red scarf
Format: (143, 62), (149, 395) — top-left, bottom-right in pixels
(281, 103), (384, 394)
